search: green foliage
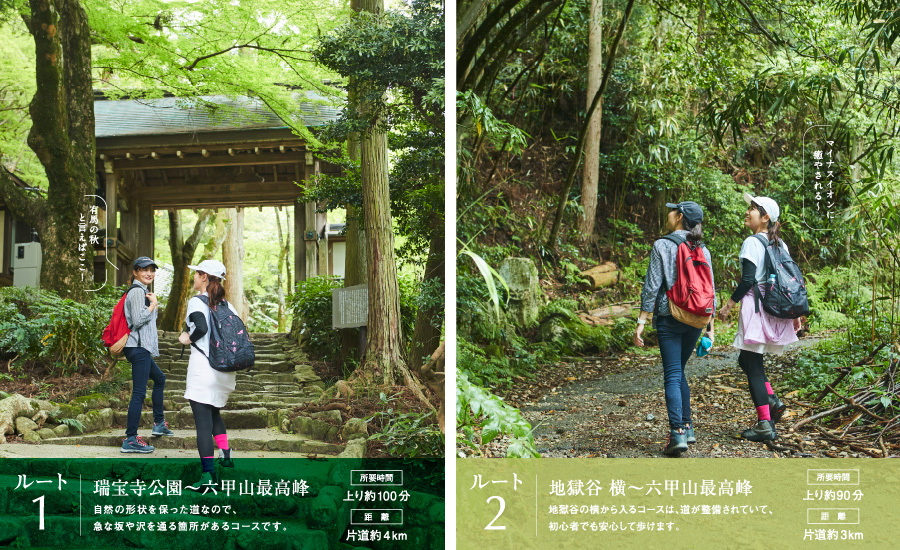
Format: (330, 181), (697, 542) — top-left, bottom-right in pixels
(45, 407), (86, 434)
(456, 372), (539, 458)
(786, 308), (894, 403)
(287, 275), (419, 363)
(59, 417), (86, 434)
(0, 286), (119, 376)
(310, 0), (444, 264)
(535, 299), (629, 356)
(287, 276), (348, 363)
(313, 0), (443, 132)
(0, 20), (46, 190)
(86, 0), (346, 144)
(366, 393), (443, 459)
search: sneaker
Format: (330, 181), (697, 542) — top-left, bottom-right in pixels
(186, 471), (218, 494)
(215, 448), (234, 468)
(684, 423), (696, 445)
(664, 429), (688, 456)
(121, 435), (155, 453)
(151, 420), (175, 437)
(769, 394), (786, 423)
(741, 420), (776, 442)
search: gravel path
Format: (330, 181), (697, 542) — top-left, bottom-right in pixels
(498, 337), (848, 459)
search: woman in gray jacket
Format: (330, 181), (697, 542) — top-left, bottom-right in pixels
(120, 256), (174, 453)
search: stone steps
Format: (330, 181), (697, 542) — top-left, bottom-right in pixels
(113, 407), (275, 430)
(42, 427), (346, 454)
(61, 331), (355, 458)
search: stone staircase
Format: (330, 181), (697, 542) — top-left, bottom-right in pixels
(39, 332), (358, 457)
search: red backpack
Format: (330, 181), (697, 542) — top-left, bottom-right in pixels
(101, 284), (144, 353)
(663, 234), (715, 328)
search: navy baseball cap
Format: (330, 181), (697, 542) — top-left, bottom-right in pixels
(666, 201), (704, 228)
(133, 256), (158, 269)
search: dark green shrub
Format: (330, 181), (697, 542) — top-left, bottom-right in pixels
(0, 286), (119, 376)
(287, 275), (420, 363)
(287, 276), (346, 362)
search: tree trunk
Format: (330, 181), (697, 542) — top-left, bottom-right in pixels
(409, 222), (444, 370)
(159, 209), (214, 331)
(275, 207), (287, 332)
(222, 208), (248, 319)
(202, 213), (230, 260)
(349, 0), (428, 406)
(0, 0), (95, 301)
(577, 0), (603, 243)
(284, 211), (292, 292)
(341, 19), (369, 361)
(547, 0), (636, 249)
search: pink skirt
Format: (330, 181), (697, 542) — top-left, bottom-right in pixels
(733, 285), (798, 354)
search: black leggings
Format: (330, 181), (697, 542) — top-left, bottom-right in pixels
(189, 400), (226, 457)
(738, 349), (770, 408)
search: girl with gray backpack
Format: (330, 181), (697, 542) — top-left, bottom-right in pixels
(717, 194), (808, 442)
(177, 260), (254, 492)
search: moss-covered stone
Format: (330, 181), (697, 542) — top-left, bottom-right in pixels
(341, 418), (368, 441)
(23, 431), (41, 443)
(338, 438), (366, 458)
(55, 403), (84, 418)
(288, 416), (338, 441)
(15, 416), (39, 434)
(537, 299), (615, 354)
(499, 257), (543, 327)
(311, 409), (343, 423)
(75, 407), (114, 433)
(70, 393), (111, 411)
(52, 424), (70, 437)
(36, 428), (56, 439)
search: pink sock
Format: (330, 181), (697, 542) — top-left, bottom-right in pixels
(202, 456), (214, 459)
(765, 382), (774, 395)
(214, 434), (229, 450)
(756, 405), (771, 421)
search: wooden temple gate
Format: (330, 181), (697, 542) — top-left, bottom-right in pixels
(92, 94), (340, 286)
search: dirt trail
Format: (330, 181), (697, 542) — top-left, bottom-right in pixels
(504, 337), (847, 458)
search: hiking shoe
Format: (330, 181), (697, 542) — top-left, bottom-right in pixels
(769, 394), (786, 423)
(121, 435), (155, 453)
(684, 423), (696, 445)
(186, 471), (218, 494)
(215, 448), (234, 468)
(151, 420), (175, 437)
(741, 420), (776, 442)
(664, 429), (688, 456)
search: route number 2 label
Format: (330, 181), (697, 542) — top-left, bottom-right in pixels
(484, 495), (506, 530)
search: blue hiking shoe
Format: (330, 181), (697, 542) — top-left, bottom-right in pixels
(684, 423), (696, 445)
(151, 420), (175, 437)
(664, 429), (688, 456)
(121, 435), (155, 453)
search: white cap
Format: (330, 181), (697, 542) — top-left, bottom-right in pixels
(743, 193), (780, 222)
(188, 259), (226, 280)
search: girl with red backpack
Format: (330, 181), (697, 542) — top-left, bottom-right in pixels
(119, 256), (175, 453)
(717, 194), (802, 442)
(177, 260), (239, 492)
(635, 201), (717, 456)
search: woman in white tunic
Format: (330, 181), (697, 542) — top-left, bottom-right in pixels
(178, 259), (238, 491)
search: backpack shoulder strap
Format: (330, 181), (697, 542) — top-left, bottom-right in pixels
(662, 234), (686, 247)
(123, 283), (147, 345)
